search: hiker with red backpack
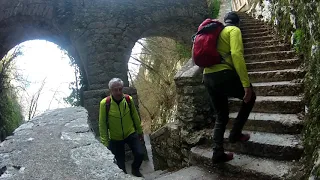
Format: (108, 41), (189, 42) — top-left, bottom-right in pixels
(192, 12), (256, 163)
(99, 78), (144, 177)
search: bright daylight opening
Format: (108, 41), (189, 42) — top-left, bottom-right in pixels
(8, 40), (76, 121)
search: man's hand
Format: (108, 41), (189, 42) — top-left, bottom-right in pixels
(243, 87), (253, 103)
(138, 134), (144, 142)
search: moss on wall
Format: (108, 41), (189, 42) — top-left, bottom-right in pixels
(251, 0), (320, 178)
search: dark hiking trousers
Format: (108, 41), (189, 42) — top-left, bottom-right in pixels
(203, 69), (256, 155)
(109, 132), (144, 173)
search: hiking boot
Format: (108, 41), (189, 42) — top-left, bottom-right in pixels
(132, 169), (143, 177)
(212, 152), (234, 164)
(229, 133), (250, 143)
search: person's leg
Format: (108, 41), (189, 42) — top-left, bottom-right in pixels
(109, 140), (127, 173)
(225, 71), (256, 142)
(125, 133), (144, 177)
(204, 72), (233, 163)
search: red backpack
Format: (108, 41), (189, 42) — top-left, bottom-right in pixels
(192, 19), (224, 67)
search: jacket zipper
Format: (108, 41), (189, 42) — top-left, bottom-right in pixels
(118, 104), (125, 139)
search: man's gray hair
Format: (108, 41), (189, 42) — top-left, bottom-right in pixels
(108, 78), (124, 89)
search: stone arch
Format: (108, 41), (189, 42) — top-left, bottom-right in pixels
(0, 1), (88, 89)
(0, 0), (210, 136)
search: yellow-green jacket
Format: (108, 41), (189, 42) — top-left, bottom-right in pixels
(99, 95), (143, 147)
(203, 25), (250, 88)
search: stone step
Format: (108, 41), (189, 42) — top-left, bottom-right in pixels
(143, 170), (167, 180)
(242, 31), (274, 39)
(243, 35), (274, 43)
(153, 166), (236, 180)
(246, 59), (301, 72)
(243, 40), (283, 49)
(244, 44), (291, 55)
(240, 21), (266, 27)
(145, 170), (170, 180)
(229, 96), (304, 114)
(202, 129), (303, 160)
(240, 24), (270, 31)
(252, 81), (303, 96)
(228, 112), (303, 134)
(245, 51), (296, 62)
(190, 146), (299, 180)
(248, 69), (305, 83)
(241, 27), (273, 35)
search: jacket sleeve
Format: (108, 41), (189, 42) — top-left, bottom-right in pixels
(99, 99), (109, 147)
(129, 96), (143, 134)
(229, 27), (251, 88)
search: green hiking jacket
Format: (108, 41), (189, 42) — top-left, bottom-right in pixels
(203, 25), (250, 88)
(99, 95), (143, 147)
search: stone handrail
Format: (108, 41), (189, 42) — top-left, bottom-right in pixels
(174, 58), (214, 129)
(232, 0), (249, 12)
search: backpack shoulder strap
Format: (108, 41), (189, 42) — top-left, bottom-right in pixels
(106, 96), (111, 112)
(124, 94), (131, 105)
(105, 96), (111, 129)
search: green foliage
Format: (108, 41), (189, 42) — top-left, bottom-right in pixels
(293, 29), (303, 53)
(0, 49), (24, 141)
(61, 51), (84, 107)
(0, 93), (24, 137)
(175, 42), (191, 59)
(208, 0), (221, 19)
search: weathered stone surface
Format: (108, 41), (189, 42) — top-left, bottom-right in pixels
(229, 96), (304, 114)
(0, 107), (142, 180)
(308, 150), (320, 180)
(154, 166), (237, 180)
(202, 129), (303, 160)
(248, 69), (305, 83)
(228, 112), (303, 134)
(245, 51), (296, 62)
(243, 35), (274, 43)
(190, 146), (299, 180)
(150, 123), (183, 171)
(244, 44), (291, 55)
(246, 59), (301, 71)
(252, 81), (303, 96)
(243, 40), (283, 49)
(242, 31), (273, 39)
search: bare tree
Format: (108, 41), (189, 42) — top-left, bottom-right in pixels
(27, 78), (46, 120)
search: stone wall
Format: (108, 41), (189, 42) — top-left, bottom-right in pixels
(245, 1), (320, 179)
(150, 123), (184, 171)
(0, 107), (142, 180)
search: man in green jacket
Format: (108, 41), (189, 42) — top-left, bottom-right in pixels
(99, 78), (144, 177)
(203, 12), (256, 163)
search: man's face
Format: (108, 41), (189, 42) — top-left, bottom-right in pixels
(110, 82), (123, 101)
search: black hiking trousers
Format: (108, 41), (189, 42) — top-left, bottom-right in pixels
(109, 132), (144, 173)
(203, 69), (256, 155)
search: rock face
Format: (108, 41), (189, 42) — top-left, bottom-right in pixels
(0, 107), (142, 180)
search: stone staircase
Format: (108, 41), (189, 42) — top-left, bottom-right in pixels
(188, 12), (305, 179)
